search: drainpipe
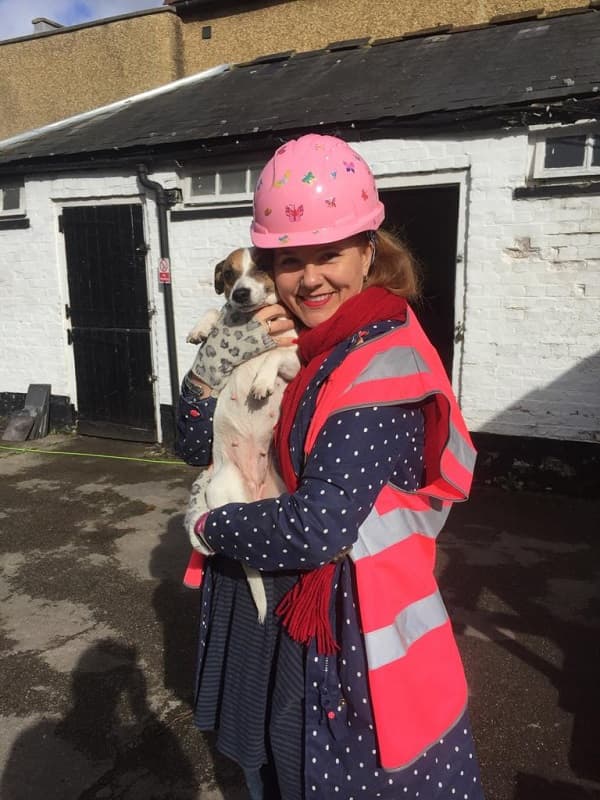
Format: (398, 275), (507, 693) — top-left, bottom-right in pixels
(136, 164), (181, 439)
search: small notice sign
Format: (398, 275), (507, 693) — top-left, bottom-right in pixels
(159, 257), (171, 284)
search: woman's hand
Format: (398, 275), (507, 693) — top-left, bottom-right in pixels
(188, 304), (296, 393)
(253, 303), (297, 346)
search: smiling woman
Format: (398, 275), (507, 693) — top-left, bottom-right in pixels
(180, 134), (482, 800)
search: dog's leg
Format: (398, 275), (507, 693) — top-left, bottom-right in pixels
(242, 565), (268, 624)
(185, 467), (213, 549)
(205, 463), (269, 622)
(186, 307), (220, 344)
(249, 350), (288, 399)
(277, 347), (301, 382)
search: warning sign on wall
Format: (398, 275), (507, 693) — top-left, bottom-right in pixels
(158, 258), (171, 284)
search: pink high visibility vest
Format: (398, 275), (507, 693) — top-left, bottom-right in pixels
(304, 308), (477, 769)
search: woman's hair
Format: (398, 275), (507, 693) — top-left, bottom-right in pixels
(366, 229), (421, 300)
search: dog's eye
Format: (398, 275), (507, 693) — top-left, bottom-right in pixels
(224, 269), (234, 281)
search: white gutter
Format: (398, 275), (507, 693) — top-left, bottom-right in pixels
(0, 64), (231, 151)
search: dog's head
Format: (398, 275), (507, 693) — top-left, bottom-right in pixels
(214, 248), (277, 312)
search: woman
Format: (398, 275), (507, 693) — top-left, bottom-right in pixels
(178, 134), (484, 800)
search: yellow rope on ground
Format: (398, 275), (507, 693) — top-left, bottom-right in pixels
(0, 444), (187, 466)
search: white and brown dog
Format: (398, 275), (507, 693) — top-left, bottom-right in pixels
(185, 248), (300, 622)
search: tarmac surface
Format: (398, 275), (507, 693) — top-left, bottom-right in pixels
(0, 433), (598, 800)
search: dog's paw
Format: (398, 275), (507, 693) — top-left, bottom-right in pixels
(186, 324), (209, 344)
(187, 309), (220, 344)
(249, 376), (275, 400)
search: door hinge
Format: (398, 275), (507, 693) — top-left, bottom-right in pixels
(58, 214), (63, 233)
(454, 321), (465, 343)
(67, 329), (73, 345)
(148, 302), (157, 317)
(148, 374), (157, 384)
(135, 243), (150, 255)
(65, 304), (71, 319)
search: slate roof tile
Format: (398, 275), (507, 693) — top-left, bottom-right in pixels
(0, 10), (599, 169)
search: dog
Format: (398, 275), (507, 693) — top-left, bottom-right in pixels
(185, 247), (300, 622)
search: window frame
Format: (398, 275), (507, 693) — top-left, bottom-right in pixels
(181, 164), (261, 208)
(0, 178), (26, 218)
(532, 125), (600, 180)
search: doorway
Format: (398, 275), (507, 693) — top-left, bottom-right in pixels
(380, 185), (460, 377)
(61, 204), (156, 442)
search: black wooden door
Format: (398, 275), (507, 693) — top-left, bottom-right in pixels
(62, 205), (156, 442)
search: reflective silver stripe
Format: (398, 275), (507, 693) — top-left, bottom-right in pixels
(352, 503), (450, 561)
(447, 421), (477, 474)
(364, 591), (449, 670)
(353, 346), (430, 386)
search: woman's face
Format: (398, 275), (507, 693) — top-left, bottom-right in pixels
(272, 235), (372, 328)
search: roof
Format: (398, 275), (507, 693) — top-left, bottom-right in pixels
(1, 9), (599, 172)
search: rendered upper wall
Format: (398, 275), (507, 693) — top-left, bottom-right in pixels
(0, 10), (182, 140)
(0, 0), (589, 141)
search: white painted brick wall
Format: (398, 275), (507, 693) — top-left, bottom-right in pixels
(1, 130), (598, 443)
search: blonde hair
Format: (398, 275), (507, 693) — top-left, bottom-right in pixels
(365, 229), (421, 300)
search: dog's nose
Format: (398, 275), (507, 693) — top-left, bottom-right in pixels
(232, 287), (251, 305)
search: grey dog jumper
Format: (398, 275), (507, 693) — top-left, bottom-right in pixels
(190, 307), (278, 392)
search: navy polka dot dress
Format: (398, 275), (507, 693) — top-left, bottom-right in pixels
(179, 320), (484, 799)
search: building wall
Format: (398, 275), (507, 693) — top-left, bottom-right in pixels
(0, 0), (589, 140)
(177, 0), (589, 77)
(1, 129), (598, 442)
(0, 11), (182, 140)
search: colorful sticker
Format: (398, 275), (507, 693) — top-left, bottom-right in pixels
(330, 170), (337, 179)
(343, 161), (356, 173)
(325, 197), (336, 208)
(278, 234), (289, 243)
(302, 171), (316, 184)
(274, 169), (291, 188)
(285, 203), (304, 222)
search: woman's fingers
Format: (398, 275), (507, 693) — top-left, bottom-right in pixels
(271, 334), (298, 347)
(254, 304), (296, 338)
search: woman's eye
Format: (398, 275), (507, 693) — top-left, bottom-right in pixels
(322, 251), (339, 262)
(277, 258), (298, 269)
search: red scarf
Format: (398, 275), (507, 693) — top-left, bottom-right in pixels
(274, 287), (408, 653)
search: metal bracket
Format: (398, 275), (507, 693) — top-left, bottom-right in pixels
(164, 187), (183, 207)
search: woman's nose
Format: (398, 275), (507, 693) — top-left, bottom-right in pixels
(300, 262), (322, 287)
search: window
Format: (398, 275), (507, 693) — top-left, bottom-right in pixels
(533, 128), (600, 179)
(184, 166), (261, 207)
(0, 179), (25, 216)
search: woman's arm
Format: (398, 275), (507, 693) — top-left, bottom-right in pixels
(176, 373), (218, 466)
(200, 404), (424, 569)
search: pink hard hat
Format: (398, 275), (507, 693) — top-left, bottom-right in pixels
(250, 134), (385, 248)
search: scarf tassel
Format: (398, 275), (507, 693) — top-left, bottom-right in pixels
(275, 563), (340, 655)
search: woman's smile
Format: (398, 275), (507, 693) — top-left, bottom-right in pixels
(299, 292), (334, 309)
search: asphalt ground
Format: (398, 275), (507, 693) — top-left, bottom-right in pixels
(0, 434), (598, 800)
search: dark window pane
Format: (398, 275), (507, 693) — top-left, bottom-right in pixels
(248, 167), (262, 192)
(190, 173), (216, 196)
(2, 184), (22, 211)
(219, 169), (246, 194)
(592, 137), (600, 167)
(544, 136), (586, 169)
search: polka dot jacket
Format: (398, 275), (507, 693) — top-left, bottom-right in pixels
(181, 319), (484, 799)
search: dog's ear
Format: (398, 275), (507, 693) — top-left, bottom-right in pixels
(214, 260), (226, 295)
